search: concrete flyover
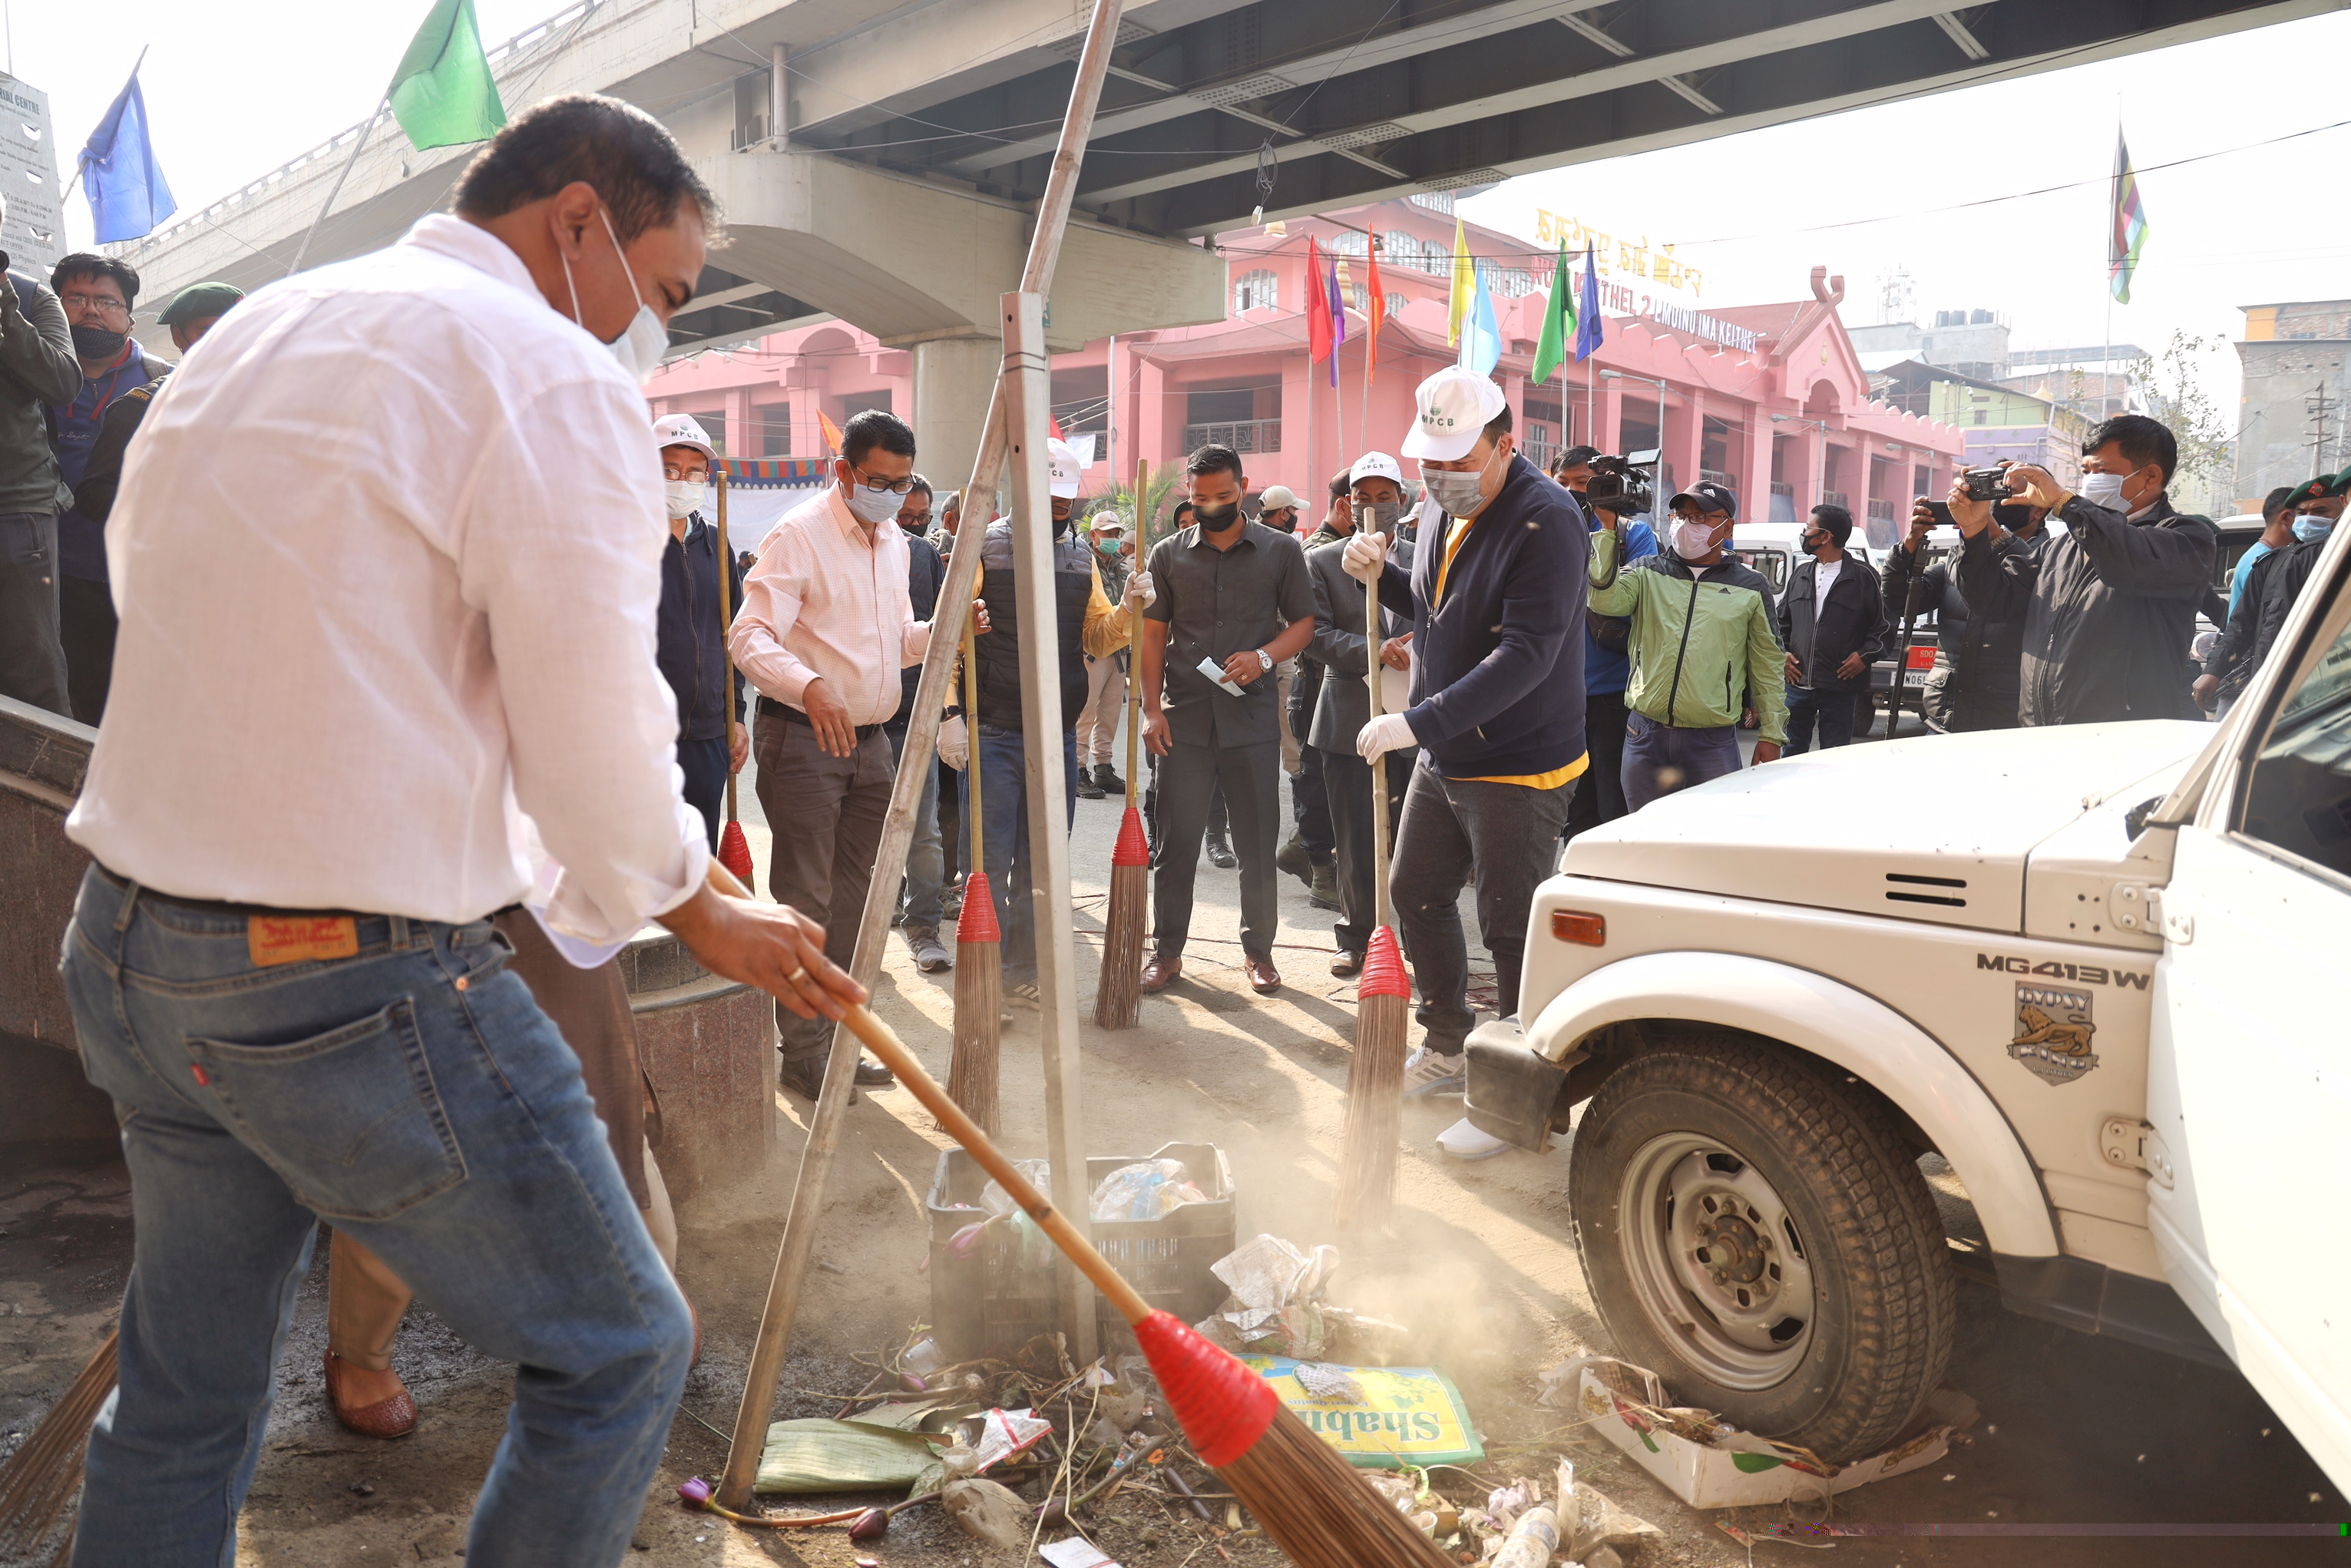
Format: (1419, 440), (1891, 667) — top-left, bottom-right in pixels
(107, 0), (2337, 481)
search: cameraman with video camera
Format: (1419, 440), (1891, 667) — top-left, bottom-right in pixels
(1953, 415), (2214, 726)
(1889, 483), (2050, 732)
(1564, 452), (1656, 839)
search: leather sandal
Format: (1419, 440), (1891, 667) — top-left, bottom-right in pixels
(324, 1348), (417, 1440)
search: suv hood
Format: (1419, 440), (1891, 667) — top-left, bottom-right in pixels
(1564, 722), (2209, 934)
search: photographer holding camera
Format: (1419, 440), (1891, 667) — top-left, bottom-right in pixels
(1563, 452), (1656, 839)
(0, 210), (84, 716)
(1953, 415), (2214, 726)
(1888, 486), (2050, 732)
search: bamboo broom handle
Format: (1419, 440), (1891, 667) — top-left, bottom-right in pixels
(703, 856), (1149, 1325)
(716, 471), (738, 823)
(964, 618), (982, 870)
(1367, 521), (1394, 929)
(1123, 458), (1147, 806)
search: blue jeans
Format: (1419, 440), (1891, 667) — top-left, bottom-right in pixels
(1783, 684), (1857, 755)
(60, 867), (692, 1568)
(977, 722), (1078, 983)
(1621, 713), (1743, 812)
(887, 723), (945, 931)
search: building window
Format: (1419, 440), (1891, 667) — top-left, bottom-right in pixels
(754, 404), (789, 456)
(1974, 410), (1987, 425)
(1496, 268), (1535, 299)
(1234, 269), (1278, 315)
(1409, 190), (1455, 216)
(686, 409), (726, 455)
(1327, 230), (1367, 258)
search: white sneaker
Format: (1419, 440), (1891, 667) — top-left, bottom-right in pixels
(1401, 1047), (1465, 1098)
(1008, 981), (1042, 1008)
(1437, 1116), (1509, 1161)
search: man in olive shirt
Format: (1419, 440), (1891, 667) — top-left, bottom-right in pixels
(0, 206), (83, 716)
(1138, 444), (1316, 994)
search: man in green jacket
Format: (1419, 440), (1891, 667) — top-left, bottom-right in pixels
(1589, 481), (1785, 810)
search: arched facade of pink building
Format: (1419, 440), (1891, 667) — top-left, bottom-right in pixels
(646, 198), (1962, 551)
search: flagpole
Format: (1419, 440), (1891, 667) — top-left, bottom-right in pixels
(2101, 100), (2118, 432)
(289, 97), (388, 277)
(1360, 305), (1371, 454)
(1304, 316), (1314, 517)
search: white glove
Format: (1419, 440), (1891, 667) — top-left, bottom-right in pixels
(1125, 569), (1155, 609)
(1341, 531), (1387, 584)
(937, 714), (969, 770)
(1357, 712), (1416, 760)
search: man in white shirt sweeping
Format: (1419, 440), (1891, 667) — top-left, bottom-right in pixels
(58, 95), (863, 1568)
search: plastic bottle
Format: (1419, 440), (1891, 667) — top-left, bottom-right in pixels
(1490, 1502), (1561, 1568)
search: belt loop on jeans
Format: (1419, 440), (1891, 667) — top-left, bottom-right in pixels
(112, 880), (142, 932)
(390, 914), (411, 951)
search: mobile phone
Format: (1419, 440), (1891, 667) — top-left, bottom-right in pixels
(1923, 501), (1955, 528)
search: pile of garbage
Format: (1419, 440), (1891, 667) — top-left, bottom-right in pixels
(1362, 1458), (1662, 1567)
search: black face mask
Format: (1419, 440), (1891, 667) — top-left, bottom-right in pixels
(1992, 502), (2035, 534)
(1051, 509), (1072, 539)
(71, 323), (127, 362)
(1800, 531), (1827, 557)
(1192, 501), (1241, 529)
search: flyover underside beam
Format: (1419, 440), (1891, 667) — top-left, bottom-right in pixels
(1079, 0), (2340, 235)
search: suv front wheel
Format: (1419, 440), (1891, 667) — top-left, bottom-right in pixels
(1569, 1034), (1956, 1460)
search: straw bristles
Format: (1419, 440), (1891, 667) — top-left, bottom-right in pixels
(1093, 861), (1146, 1028)
(947, 942), (1002, 1137)
(0, 1328), (116, 1556)
(1215, 1399), (1456, 1568)
(1330, 991), (1408, 1229)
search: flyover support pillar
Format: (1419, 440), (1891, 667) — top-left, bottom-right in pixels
(915, 335), (1001, 511)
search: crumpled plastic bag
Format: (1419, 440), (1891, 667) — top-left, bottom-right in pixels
(1195, 1234), (1340, 1359)
(977, 1159), (1056, 1273)
(1090, 1159), (1208, 1221)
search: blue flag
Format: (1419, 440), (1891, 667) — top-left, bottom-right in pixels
(1457, 262), (1500, 376)
(1574, 244), (1603, 362)
(80, 65), (175, 243)
(1325, 249), (1347, 387)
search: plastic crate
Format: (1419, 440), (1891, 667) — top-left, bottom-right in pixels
(926, 1142), (1236, 1361)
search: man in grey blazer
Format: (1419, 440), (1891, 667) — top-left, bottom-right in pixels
(1304, 452), (1418, 977)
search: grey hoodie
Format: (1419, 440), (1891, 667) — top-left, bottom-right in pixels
(0, 274), (81, 515)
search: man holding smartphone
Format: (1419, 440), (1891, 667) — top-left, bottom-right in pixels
(1892, 484), (2049, 731)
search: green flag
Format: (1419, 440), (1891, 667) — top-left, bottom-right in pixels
(388, 0), (508, 151)
(1531, 237), (1574, 386)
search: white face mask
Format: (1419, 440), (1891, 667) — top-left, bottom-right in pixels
(2077, 471), (2128, 510)
(560, 203), (668, 384)
(1673, 518), (1718, 559)
(843, 477), (905, 525)
(663, 480), (702, 520)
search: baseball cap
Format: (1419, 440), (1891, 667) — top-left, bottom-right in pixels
(1349, 451), (1404, 488)
(1668, 481), (1738, 518)
(1047, 438), (1083, 498)
(158, 280), (243, 328)
(1401, 366), (1508, 462)
(1090, 511), (1129, 534)
(652, 412), (717, 462)
(1258, 485), (1299, 511)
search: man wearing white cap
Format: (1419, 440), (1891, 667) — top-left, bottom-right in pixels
(957, 438), (1149, 1004)
(650, 413), (746, 850)
(1073, 510), (1133, 798)
(1342, 366), (1588, 1105)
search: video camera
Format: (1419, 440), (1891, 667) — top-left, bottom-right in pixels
(1582, 455), (1653, 519)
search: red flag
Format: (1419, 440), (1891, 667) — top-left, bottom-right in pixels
(1364, 229), (1384, 384)
(818, 410), (845, 453)
(1049, 414), (1066, 438)
(1305, 236), (1333, 366)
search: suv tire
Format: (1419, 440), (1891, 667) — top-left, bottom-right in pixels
(1569, 1034), (1955, 1460)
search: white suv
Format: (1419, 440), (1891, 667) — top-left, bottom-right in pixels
(1465, 525), (2351, 1477)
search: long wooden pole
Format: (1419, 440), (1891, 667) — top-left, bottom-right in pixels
(1124, 458), (1147, 802)
(716, 0), (1127, 1511)
(1000, 290), (1094, 1354)
(716, 472), (739, 827)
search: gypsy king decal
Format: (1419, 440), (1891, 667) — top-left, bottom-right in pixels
(2008, 982), (2099, 1085)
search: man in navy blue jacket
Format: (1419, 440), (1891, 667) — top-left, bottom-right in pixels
(652, 414), (746, 849)
(1344, 366), (1588, 1101)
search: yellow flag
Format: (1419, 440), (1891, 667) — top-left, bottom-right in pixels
(1447, 215), (1473, 347)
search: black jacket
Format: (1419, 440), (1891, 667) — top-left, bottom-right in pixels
(1288, 521), (1345, 738)
(1890, 530), (2049, 731)
(973, 519), (1096, 733)
(1372, 452), (1588, 778)
(1777, 551), (1887, 692)
(896, 530), (945, 721)
(1304, 530), (1415, 753)
(2252, 534), (2330, 670)
(1960, 493), (2215, 726)
(2204, 541), (2292, 701)
(74, 371), (167, 524)
(656, 514), (746, 743)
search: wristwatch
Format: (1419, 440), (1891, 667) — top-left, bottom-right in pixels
(1256, 649), (1273, 673)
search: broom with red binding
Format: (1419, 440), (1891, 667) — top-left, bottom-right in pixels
(713, 469), (756, 886)
(1093, 457), (1149, 1028)
(945, 619), (1003, 1135)
(831, 996), (1451, 1568)
(1331, 504), (1410, 1230)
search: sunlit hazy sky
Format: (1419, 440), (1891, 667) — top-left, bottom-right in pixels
(18, 1), (2349, 408)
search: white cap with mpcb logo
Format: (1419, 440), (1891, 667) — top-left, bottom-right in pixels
(651, 412), (718, 462)
(1349, 451), (1404, 487)
(1400, 365), (1508, 463)
(1047, 438), (1084, 499)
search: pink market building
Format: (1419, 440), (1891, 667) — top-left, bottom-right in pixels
(646, 197), (1962, 552)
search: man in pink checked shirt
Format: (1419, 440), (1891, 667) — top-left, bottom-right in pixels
(729, 409), (982, 1097)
